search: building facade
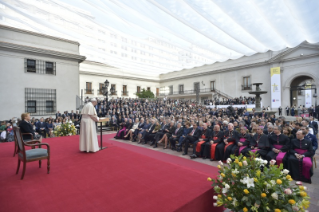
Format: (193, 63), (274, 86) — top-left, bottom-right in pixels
(0, 25), (85, 120)
(159, 42), (319, 109)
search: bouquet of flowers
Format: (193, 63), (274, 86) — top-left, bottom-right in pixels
(53, 123), (77, 137)
(207, 153), (310, 212)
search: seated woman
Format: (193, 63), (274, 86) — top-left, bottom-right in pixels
(124, 118), (139, 141)
(157, 121), (176, 149)
(283, 126), (295, 141)
(123, 119), (133, 140)
(136, 119), (150, 143)
(46, 120), (54, 138)
(19, 113), (42, 142)
(231, 127), (251, 156)
(287, 130), (313, 183)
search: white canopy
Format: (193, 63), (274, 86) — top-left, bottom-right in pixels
(0, 0), (318, 76)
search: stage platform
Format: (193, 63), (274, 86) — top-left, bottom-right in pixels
(0, 134), (221, 212)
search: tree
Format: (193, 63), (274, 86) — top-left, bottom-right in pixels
(136, 89), (155, 99)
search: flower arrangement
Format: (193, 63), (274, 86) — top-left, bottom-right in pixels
(207, 153), (310, 212)
(53, 123), (77, 137)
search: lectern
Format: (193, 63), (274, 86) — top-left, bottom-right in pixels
(98, 118), (109, 150)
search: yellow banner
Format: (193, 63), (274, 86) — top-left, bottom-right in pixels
(270, 67), (280, 77)
(305, 83), (312, 89)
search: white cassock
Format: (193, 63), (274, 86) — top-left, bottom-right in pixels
(79, 102), (100, 152)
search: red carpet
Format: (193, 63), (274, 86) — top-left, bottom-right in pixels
(0, 134), (221, 212)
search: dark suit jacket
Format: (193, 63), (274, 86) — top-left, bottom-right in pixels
(189, 128), (202, 140)
(310, 121), (318, 134)
(172, 127), (183, 138)
(19, 120), (35, 140)
(36, 122), (46, 131)
(290, 138), (313, 157)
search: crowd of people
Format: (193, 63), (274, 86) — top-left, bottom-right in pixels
(203, 96), (257, 105)
(281, 105), (319, 118)
(109, 97), (318, 183)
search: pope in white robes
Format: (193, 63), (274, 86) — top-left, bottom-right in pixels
(79, 98), (100, 152)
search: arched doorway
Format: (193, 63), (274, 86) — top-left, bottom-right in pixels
(290, 76), (317, 107)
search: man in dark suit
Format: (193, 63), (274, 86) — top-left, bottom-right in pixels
(169, 123), (183, 150)
(285, 106), (289, 116)
(69, 110), (76, 118)
(182, 123), (202, 155)
(36, 118), (47, 138)
(56, 111), (62, 119)
(309, 116), (318, 135)
(19, 113), (42, 141)
(302, 126), (318, 154)
(142, 119), (155, 144)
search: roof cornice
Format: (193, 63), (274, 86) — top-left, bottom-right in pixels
(0, 41), (86, 62)
(0, 24), (80, 45)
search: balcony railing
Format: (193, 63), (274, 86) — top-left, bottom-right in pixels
(110, 91), (117, 96)
(97, 89), (103, 95)
(241, 84), (252, 90)
(160, 88), (213, 96)
(85, 89), (94, 94)
(122, 91), (129, 96)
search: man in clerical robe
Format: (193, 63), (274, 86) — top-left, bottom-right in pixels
(191, 123), (211, 159)
(216, 123), (239, 161)
(249, 126), (270, 159)
(266, 126), (290, 167)
(79, 98), (100, 152)
(288, 130), (313, 183)
(201, 125), (224, 160)
(231, 127), (251, 157)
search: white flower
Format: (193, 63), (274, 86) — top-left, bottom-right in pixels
(213, 195), (218, 200)
(242, 196), (248, 201)
(271, 193), (278, 200)
(213, 203), (217, 207)
(243, 161), (248, 166)
(232, 198), (237, 206)
(247, 178), (255, 188)
(226, 158), (232, 164)
(225, 184), (230, 189)
(218, 160), (224, 166)
(232, 168), (239, 174)
(284, 188), (292, 195)
(270, 160), (276, 165)
(282, 169), (289, 175)
(263, 160), (268, 165)
(270, 180), (276, 185)
(304, 186), (307, 190)
(292, 206), (299, 211)
(222, 188), (228, 193)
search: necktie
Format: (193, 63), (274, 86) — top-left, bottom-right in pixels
(191, 129), (195, 135)
(175, 128), (179, 134)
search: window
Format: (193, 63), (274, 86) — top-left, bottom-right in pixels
(210, 81), (215, 91)
(27, 59), (36, 72)
(99, 83), (104, 94)
(194, 82), (200, 91)
(169, 86), (173, 95)
(147, 87), (150, 91)
(46, 101), (54, 113)
(137, 86), (141, 93)
(242, 77), (251, 90)
(46, 62), (54, 74)
(27, 100), (36, 113)
(25, 88), (56, 115)
(25, 59), (56, 75)
(179, 84), (184, 94)
(122, 85), (128, 96)
(111, 84), (116, 95)
(156, 88), (159, 97)
(86, 82), (93, 94)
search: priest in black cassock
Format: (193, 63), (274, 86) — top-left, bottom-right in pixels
(231, 127), (251, 156)
(266, 126), (290, 167)
(215, 123), (239, 161)
(201, 125), (224, 160)
(191, 123), (211, 159)
(249, 126), (270, 159)
(287, 130), (313, 183)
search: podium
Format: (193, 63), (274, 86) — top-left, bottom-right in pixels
(98, 118), (109, 150)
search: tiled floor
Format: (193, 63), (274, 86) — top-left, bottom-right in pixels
(103, 131), (318, 211)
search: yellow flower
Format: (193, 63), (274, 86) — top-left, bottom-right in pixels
(217, 201), (223, 206)
(256, 170), (261, 178)
(243, 207), (248, 212)
(300, 191), (307, 197)
(299, 186), (304, 190)
(234, 159), (239, 163)
(243, 189), (249, 194)
(238, 162), (243, 167)
(286, 175), (292, 180)
(261, 193), (266, 198)
(288, 199), (296, 205)
(227, 197), (232, 201)
(254, 178), (258, 182)
(243, 156), (247, 160)
(232, 173), (236, 178)
(276, 179), (282, 185)
(274, 209), (281, 212)
(207, 177), (212, 182)
(218, 195), (222, 198)
(217, 165), (221, 169)
(301, 199), (310, 209)
(221, 173), (225, 178)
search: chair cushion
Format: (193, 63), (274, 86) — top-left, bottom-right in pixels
(19, 148), (48, 159)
